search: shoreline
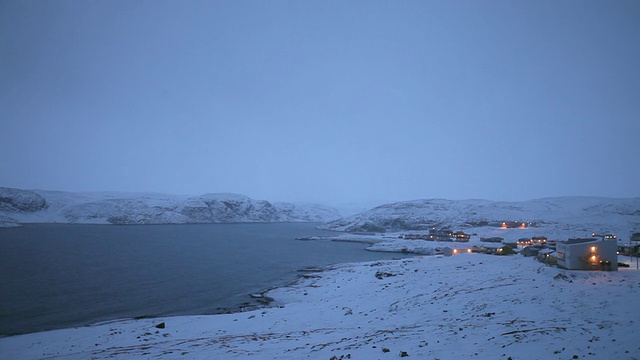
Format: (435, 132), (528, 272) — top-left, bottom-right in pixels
(2, 224), (632, 337)
(0, 264), (330, 339)
(2, 253), (638, 359)
(0, 242), (398, 339)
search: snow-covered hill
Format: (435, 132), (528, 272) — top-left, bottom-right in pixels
(2, 188), (637, 234)
(0, 187), (47, 212)
(0, 187), (341, 226)
(322, 197), (640, 235)
(273, 201), (341, 223)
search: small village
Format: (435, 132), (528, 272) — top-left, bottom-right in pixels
(398, 226), (640, 272)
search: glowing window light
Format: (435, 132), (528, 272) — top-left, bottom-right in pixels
(590, 246), (597, 252)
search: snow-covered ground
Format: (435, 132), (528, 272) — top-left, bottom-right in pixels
(1, 253), (638, 359)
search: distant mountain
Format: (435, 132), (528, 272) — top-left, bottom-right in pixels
(3, 188), (638, 234)
(0, 187), (341, 226)
(273, 202), (341, 223)
(321, 197), (640, 235)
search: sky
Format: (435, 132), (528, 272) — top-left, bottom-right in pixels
(1, 0), (639, 205)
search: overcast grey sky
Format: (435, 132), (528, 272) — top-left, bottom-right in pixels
(1, 0), (639, 204)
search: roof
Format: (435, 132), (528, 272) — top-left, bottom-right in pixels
(562, 238), (598, 245)
(480, 244), (503, 249)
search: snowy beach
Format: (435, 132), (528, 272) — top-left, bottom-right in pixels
(2, 253), (638, 359)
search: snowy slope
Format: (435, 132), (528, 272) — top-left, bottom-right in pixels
(0, 215), (20, 228)
(322, 197), (640, 236)
(273, 201), (342, 222)
(1, 254), (638, 359)
(0, 187), (341, 225)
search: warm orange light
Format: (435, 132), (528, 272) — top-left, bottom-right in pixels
(467, 249), (472, 253)
(591, 246), (597, 252)
(453, 249), (458, 254)
(590, 255), (597, 262)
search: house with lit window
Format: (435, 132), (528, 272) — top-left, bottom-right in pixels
(517, 236), (548, 248)
(531, 236), (547, 244)
(499, 221), (528, 229)
(426, 228), (454, 241)
(453, 231), (471, 242)
(556, 238), (618, 271)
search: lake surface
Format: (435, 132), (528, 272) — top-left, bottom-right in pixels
(0, 223), (406, 336)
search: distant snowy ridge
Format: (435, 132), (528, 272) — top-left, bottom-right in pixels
(273, 202), (342, 222)
(322, 197), (640, 234)
(0, 187), (341, 225)
(0, 187), (47, 212)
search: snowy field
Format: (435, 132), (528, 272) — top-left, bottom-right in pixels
(1, 252), (638, 359)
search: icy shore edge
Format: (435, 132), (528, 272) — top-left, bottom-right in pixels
(1, 251), (638, 360)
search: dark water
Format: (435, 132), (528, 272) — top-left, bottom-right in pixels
(0, 223), (405, 336)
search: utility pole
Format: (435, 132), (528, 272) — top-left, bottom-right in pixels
(632, 232), (640, 270)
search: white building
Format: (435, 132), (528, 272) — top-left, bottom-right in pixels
(556, 238), (618, 271)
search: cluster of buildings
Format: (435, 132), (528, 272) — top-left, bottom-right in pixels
(401, 228), (471, 242)
(510, 234), (622, 271)
(500, 221), (528, 229)
(404, 228), (640, 272)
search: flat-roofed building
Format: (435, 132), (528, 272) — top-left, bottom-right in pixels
(556, 238), (618, 271)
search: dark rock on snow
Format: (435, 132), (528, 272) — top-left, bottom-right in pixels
(0, 187), (47, 212)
